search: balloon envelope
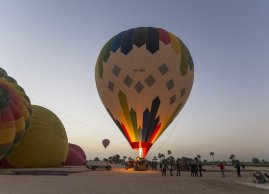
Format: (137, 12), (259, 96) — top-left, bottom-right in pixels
(3, 105), (68, 167)
(102, 139), (110, 149)
(0, 67), (32, 159)
(95, 27), (194, 157)
(65, 147), (86, 166)
(69, 143), (86, 160)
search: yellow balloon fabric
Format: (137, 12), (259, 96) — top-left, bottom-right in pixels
(4, 105), (68, 167)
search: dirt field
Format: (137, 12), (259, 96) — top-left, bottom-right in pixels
(0, 166), (269, 194)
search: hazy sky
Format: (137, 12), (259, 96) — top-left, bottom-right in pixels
(0, 0), (268, 161)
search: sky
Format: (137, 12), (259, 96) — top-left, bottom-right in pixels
(0, 0), (268, 162)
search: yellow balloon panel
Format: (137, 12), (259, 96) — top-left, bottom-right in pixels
(4, 105), (68, 168)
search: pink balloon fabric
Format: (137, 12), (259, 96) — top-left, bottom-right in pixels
(64, 143), (86, 165)
(65, 148), (86, 165)
(68, 143), (86, 160)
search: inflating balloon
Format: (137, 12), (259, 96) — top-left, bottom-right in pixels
(65, 143), (86, 166)
(3, 105), (68, 168)
(0, 67), (32, 159)
(69, 143), (86, 160)
(102, 139), (110, 149)
(95, 27), (194, 157)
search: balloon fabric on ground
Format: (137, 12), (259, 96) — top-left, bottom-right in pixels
(0, 67), (32, 159)
(95, 27), (194, 157)
(2, 105), (68, 168)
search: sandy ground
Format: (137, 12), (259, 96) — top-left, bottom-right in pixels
(0, 166), (269, 194)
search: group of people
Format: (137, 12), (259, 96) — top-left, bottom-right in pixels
(160, 158), (181, 176)
(158, 159), (250, 179)
(148, 161), (158, 170)
(160, 159), (204, 177)
(218, 160), (243, 178)
(190, 161), (203, 177)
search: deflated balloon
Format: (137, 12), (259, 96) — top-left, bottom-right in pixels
(95, 27), (194, 157)
(0, 67), (31, 159)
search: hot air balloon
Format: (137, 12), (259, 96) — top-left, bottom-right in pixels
(69, 143), (86, 160)
(65, 143), (86, 166)
(2, 105), (68, 168)
(95, 27), (194, 157)
(102, 139), (110, 149)
(0, 67), (32, 159)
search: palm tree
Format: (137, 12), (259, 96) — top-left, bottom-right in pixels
(158, 153), (162, 161)
(197, 154), (201, 161)
(210, 152), (215, 168)
(167, 150), (172, 158)
(229, 154), (235, 164)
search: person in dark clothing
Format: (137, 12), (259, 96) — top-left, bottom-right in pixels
(194, 163), (198, 177)
(191, 162), (196, 176)
(169, 159), (174, 176)
(235, 160), (241, 177)
(160, 162), (163, 172)
(198, 162), (203, 177)
(162, 160), (167, 176)
(176, 160), (181, 176)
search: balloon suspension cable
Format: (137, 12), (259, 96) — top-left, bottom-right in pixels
(31, 98), (128, 144)
(148, 116), (181, 157)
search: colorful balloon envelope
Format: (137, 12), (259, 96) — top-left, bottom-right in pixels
(0, 67), (31, 159)
(3, 105), (68, 168)
(95, 27), (194, 157)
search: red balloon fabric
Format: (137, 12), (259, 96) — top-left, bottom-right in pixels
(68, 143), (86, 160)
(64, 148), (86, 166)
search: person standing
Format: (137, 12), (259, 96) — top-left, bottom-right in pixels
(235, 160), (241, 177)
(176, 160), (181, 176)
(162, 159), (167, 176)
(218, 162), (225, 177)
(191, 162), (196, 176)
(169, 159), (174, 176)
(194, 162), (198, 177)
(160, 161), (163, 172)
(198, 162), (203, 177)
